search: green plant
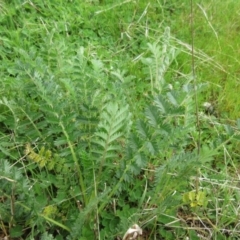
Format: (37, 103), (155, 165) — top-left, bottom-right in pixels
(1, 1), (240, 239)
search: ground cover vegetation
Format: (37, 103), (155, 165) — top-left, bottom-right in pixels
(1, 0), (240, 239)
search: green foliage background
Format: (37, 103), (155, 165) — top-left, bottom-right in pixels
(1, 0), (240, 239)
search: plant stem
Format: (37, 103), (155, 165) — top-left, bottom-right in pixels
(59, 121), (87, 206)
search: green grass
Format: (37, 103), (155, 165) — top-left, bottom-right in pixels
(1, 0), (240, 239)
(169, 0), (240, 118)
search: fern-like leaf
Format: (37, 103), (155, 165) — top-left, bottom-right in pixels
(91, 101), (131, 179)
